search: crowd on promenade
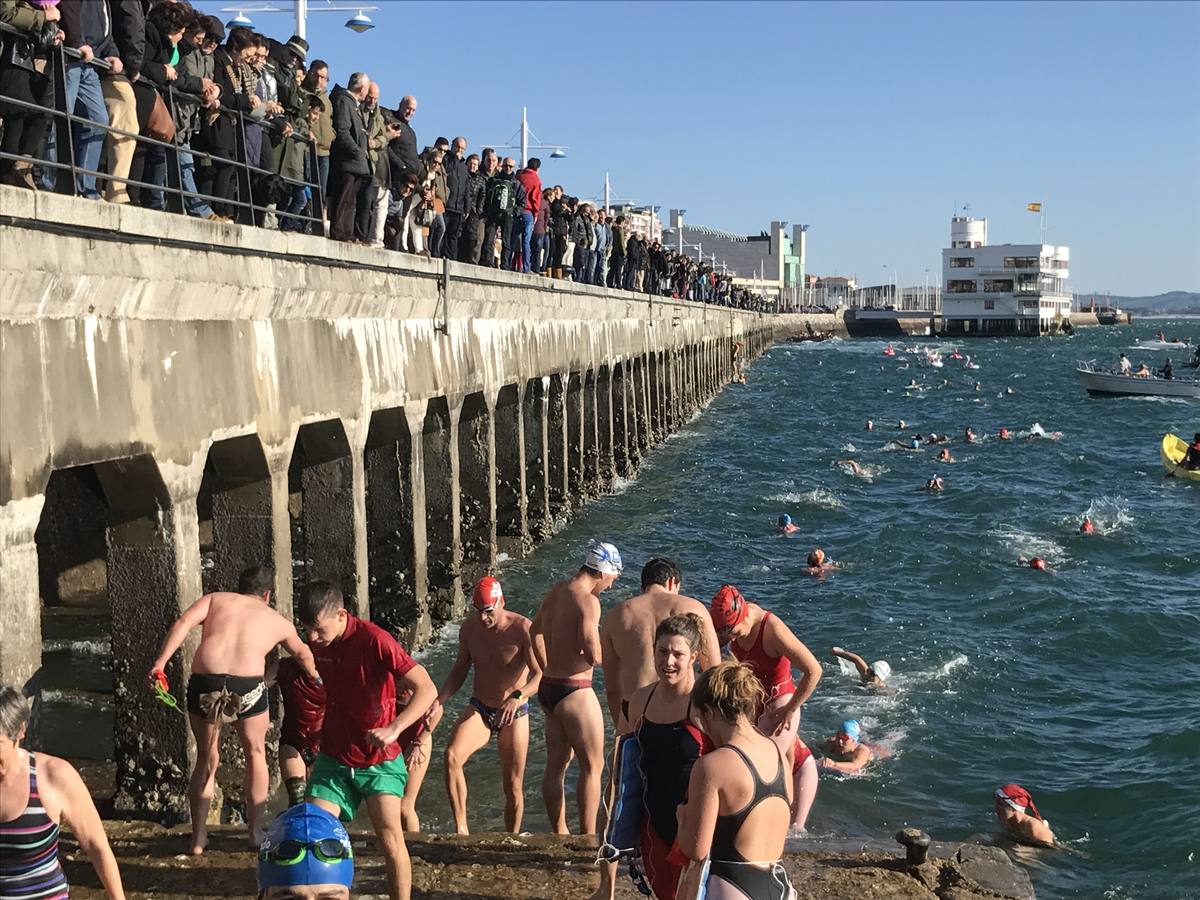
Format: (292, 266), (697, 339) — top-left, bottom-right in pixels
(0, 0), (766, 309)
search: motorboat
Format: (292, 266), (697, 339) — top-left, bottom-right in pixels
(1075, 360), (1200, 399)
(1161, 433), (1200, 482)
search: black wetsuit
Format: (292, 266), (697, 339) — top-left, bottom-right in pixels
(707, 744), (792, 900)
(1185, 442), (1200, 471)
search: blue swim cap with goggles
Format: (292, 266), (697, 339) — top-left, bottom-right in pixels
(778, 514), (792, 527)
(258, 803), (354, 891)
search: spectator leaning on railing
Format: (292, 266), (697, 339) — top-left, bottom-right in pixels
(0, 0), (61, 189)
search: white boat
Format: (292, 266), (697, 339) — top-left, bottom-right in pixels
(1075, 360), (1200, 399)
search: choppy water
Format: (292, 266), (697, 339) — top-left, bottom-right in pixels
(40, 320), (1199, 898)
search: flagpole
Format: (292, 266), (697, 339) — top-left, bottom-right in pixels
(1041, 208), (1046, 245)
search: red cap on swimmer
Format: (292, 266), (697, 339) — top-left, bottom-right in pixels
(472, 576), (503, 611)
(995, 784), (1042, 820)
(1029, 557), (1047, 571)
(1080, 519), (1094, 535)
(710, 584), (748, 631)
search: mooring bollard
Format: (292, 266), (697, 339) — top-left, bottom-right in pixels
(896, 827), (931, 867)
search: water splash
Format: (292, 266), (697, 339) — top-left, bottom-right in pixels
(44, 638), (111, 655)
(769, 487), (846, 510)
(992, 525), (1069, 566)
(1070, 497), (1136, 535)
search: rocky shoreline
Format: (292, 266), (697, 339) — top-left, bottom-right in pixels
(60, 824), (1036, 899)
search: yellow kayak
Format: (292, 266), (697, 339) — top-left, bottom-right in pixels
(1161, 433), (1200, 482)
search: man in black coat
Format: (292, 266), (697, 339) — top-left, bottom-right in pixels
(459, 152), (488, 265)
(441, 136), (468, 261)
(386, 94), (419, 190)
(327, 72), (371, 242)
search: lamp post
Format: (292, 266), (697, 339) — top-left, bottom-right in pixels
(221, 1), (380, 39)
(485, 107), (567, 168)
(882, 264), (897, 310)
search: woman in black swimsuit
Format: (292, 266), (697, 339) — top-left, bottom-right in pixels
(591, 614), (709, 900)
(676, 661), (794, 900)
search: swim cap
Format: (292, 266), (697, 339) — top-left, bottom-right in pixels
(778, 514), (792, 528)
(472, 576), (503, 611)
(1030, 557), (1047, 571)
(584, 542), (623, 576)
(258, 803), (354, 890)
(1080, 519), (1094, 535)
(807, 548), (825, 567)
(994, 784), (1042, 820)
(838, 719), (861, 741)
(909, 438), (920, 449)
(710, 584), (748, 630)
(999, 428), (1010, 438)
(870, 661), (892, 682)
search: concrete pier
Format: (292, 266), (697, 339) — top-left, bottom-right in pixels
(0, 186), (779, 817)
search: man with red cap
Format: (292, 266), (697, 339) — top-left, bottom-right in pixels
(709, 584), (823, 831)
(994, 783), (1056, 847)
(433, 576), (541, 834)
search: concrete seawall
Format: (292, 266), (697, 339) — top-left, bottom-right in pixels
(0, 185), (779, 815)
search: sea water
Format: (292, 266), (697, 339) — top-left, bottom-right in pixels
(40, 320), (1199, 898)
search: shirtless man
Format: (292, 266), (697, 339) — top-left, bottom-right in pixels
(149, 565), (319, 853)
(531, 542), (621, 835)
(436, 577), (541, 834)
(599, 557), (720, 731)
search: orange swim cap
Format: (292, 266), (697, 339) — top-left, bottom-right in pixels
(472, 576), (504, 610)
(1030, 558), (1047, 571)
(807, 548), (826, 567)
(1081, 519), (1094, 535)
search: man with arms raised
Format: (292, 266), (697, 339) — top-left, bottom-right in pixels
(599, 556), (720, 730)
(149, 565), (319, 854)
(531, 542), (622, 835)
(298, 581), (436, 900)
(435, 576), (542, 834)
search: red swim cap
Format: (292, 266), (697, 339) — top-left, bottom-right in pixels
(1030, 557), (1047, 571)
(472, 576), (503, 610)
(710, 584), (748, 630)
(1081, 519), (1094, 534)
(995, 783), (1042, 819)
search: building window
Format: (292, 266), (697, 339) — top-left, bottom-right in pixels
(1016, 273), (1038, 293)
(949, 257), (974, 268)
(984, 300), (995, 309)
(946, 279), (976, 294)
(1003, 256), (1039, 269)
(984, 279), (1014, 292)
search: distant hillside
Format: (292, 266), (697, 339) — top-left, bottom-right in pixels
(1077, 291), (1200, 314)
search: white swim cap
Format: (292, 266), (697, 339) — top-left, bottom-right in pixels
(870, 661), (892, 681)
(584, 542), (623, 576)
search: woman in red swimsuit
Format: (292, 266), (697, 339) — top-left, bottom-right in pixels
(709, 584), (822, 832)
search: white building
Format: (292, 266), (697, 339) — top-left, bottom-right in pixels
(940, 216), (1070, 335)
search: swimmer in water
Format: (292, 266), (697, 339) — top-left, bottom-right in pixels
(974, 382), (981, 391)
(831, 647), (890, 687)
(994, 784), (1056, 848)
(964, 427), (977, 443)
(937, 447), (955, 463)
(836, 459), (865, 476)
(1019, 556), (1050, 572)
(865, 419), (874, 431)
(805, 548), (836, 576)
(818, 719), (874, 773)
(887, 436), (922, 451)
(1080, 518), (1094, 535)
(777, 514), (799, 535)
(897, 419), (907, 430)
(924, 474), (945, 492)
(1005, 387), (1015, 395)
(998, 427), (1011, 440)
(906, 378), (920, 390)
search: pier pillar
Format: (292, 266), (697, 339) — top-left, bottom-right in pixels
(566, 372), (584, 503)
(422, 397), (460, 621)
(647, 352), (662, 443)
(632, 356), (649, 459)
(288, 419), (364, 616)
(582, 369), (600, 496)
(494, 383), (528, 559)
(105, 453), (204, 817)
(458, 391), (495, 589)
(596, 365), (615, 490)
(198, 434), (273, 596)
(0, 493), (46, 690)
(547, 374), (570, 518)
(611, 361), (631, 478)
(364, 408), (421, 641)
(264, 439), (296, 622)
(522, 377), (552, 539)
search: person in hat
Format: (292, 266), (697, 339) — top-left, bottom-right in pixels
(257, 802), (354, 899)
(993, 784), (1055, 847)
(776, 513), (799, 534)
(819, 719), (875, 773)
(531, 542), (622, 835)
(708, 584), (822, 831)
(434, 577), (541, 835)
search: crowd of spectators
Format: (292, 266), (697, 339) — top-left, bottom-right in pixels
(0, 0), (766, 308)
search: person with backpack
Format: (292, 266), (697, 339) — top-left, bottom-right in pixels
(482, 156), (523, 269)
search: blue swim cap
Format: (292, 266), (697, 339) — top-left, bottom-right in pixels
(839, 719), (861, 741)
(778, 514), (792, 527)
(257, 803), (354, 890)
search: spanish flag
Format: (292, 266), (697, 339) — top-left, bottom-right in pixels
(1027, 202), (1042, 212)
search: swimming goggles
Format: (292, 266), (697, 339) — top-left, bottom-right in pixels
(259, 838), (353, 866)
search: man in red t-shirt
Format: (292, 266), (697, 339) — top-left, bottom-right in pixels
(298, 582), (436, 900)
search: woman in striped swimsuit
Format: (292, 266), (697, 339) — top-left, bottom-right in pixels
(0, 686), (126, 900)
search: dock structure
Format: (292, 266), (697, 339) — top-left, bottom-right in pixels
(0, 186), (778, 816)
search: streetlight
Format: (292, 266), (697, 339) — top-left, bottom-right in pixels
(221, 1), (380, 39)
(484, 107), (567, 168)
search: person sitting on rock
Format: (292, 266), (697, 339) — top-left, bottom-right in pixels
(993, 783), (1056, 847)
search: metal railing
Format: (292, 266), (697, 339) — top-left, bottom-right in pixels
(0, 22), (323, 228)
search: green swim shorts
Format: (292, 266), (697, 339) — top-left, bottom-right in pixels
(305, 752), (409, 822)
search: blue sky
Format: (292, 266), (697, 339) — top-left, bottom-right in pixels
(198, 0), (1198, 295)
